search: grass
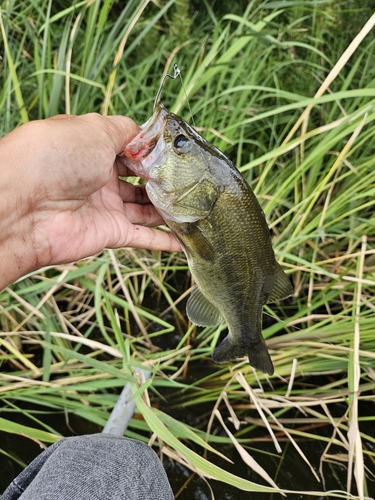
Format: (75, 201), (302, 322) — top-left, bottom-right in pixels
(1, 0), (375, 498)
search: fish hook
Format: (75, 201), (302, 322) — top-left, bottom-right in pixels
(153, 63), (181, 111)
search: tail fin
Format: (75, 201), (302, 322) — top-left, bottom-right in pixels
(212, 335), (274, 375)
(212, 336), (245, 364)
(247, 337), (274, 375)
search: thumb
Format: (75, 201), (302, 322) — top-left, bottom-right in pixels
(102, 115), (140, 155)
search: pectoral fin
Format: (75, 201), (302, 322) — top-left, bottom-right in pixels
(266, 264), (293, 304)
(186, 285), (222, 327)
(188, 226), (215, 261)
(169, 221), (215, 261)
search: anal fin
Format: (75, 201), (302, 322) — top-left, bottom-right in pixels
(267, 264), (293, 304)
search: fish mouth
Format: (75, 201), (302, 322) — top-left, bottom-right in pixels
(124, 102), (168, 162)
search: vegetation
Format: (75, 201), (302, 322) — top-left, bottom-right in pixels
(1, 0), (375, 498)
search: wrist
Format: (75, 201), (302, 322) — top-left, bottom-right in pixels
(0, 130), (37, 290)
(0, 224), (36, 292)
(0, 210), (36, 293)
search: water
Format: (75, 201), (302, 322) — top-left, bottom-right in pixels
(2, 379), (374, 498)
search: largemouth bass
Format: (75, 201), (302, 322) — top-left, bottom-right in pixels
(124, 103), (292, 375)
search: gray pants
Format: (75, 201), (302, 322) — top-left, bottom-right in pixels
(2, 434), (174, 499)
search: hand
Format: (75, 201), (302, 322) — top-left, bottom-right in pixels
(0, 113), (181, 290)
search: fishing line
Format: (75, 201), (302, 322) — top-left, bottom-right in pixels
(154, 63), (196, 127)
(177, 67), (196, 128)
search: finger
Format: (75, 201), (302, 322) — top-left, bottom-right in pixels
(104, 115), (140, 155)
(123, 202), (165, 227)
(116, 155), (138, 178)
(118, 180), (150, 204)
(121, 226), (181, 253)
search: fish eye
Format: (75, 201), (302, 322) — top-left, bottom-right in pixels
(173, 134), (191, 154)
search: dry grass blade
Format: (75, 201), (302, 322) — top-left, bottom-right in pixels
(285, 12), (375, 145)
(214, 409), (284, 493)
(285, 358), (298, 398)
(347, 236), (367, 498)
(0, 339), (38, 372)
(108, 249), (152, 347)
(236, 371), (282, 453)
(5, 288), (45, 319)
(46, 331), (123, 358)
(1, 2), (375, 497)
(101, 0), (151, 115)
(237, 373), (322, 483)
(65, 8), (83, 115)
(223, 392), (241, 431)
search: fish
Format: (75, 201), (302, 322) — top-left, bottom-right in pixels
(123, 102), (293, 375)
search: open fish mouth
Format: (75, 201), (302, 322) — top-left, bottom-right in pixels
(124, 103), (168, 162)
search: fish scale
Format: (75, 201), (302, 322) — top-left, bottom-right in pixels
(124, 103), (293, 375)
